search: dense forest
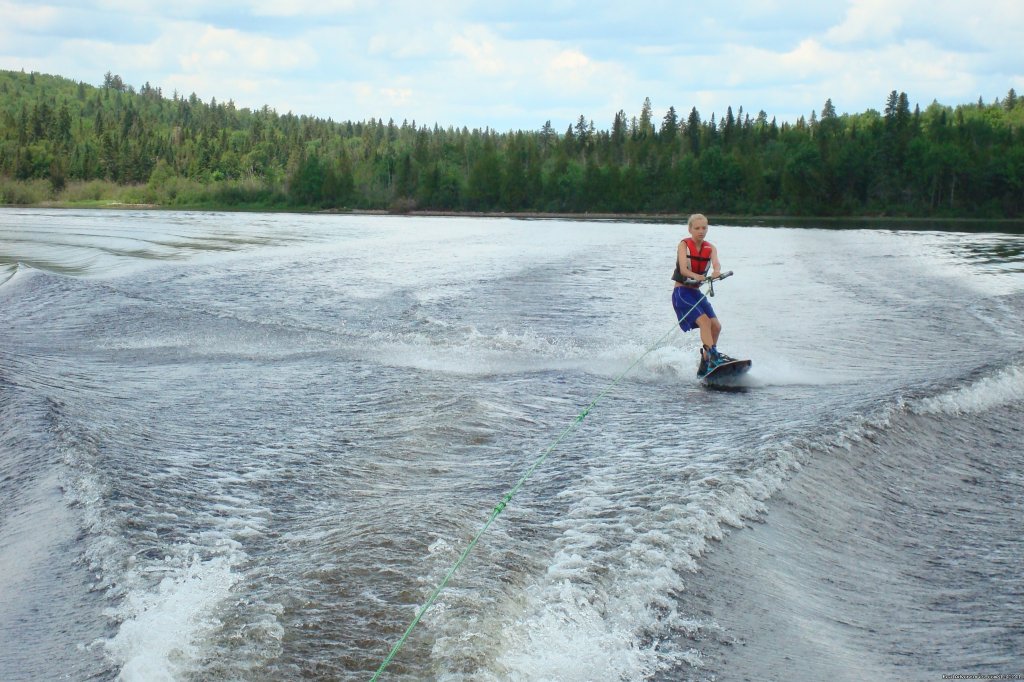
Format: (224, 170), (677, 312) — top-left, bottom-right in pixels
(1, 69), (1023, 217)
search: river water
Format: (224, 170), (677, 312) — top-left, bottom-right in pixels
(1, 208), (1021, 681)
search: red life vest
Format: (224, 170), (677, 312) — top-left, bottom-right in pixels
(672, 237), (713, 283)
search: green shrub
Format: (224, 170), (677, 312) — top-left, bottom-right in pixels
(59, 179), (117, 202)
(0, 177), (52, 204)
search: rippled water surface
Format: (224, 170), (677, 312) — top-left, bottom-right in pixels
(1, 208), (1022, 681)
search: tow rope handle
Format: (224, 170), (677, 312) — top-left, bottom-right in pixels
(680, 270), (733, 297)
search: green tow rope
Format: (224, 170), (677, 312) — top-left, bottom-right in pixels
(370, 277), (724, 680)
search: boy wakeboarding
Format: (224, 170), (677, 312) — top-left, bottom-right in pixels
(671, 213), (737, 377)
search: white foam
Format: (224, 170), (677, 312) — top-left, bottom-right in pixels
(366, 326), (589, 377)
(102, 549), (242, 681)
(493, 578), (668, 681)
(916, 364), (1024, 415)
(625, 339), (847, 388)
(740, 354), (850, 387)
(461, 445), (803, 681)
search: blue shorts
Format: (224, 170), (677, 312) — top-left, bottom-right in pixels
(672, 286), (716, 332)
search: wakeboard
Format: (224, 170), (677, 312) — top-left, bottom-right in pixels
(700, 358), (752, 386)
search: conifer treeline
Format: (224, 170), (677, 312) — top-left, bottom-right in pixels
(2, 70), (1023, 217)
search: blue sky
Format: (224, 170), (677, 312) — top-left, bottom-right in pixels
(3, 1), (1022, 131)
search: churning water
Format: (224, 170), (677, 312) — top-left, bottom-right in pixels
(1, 208), (1021, 681)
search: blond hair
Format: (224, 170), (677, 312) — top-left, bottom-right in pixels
(687, 213), (708, 228)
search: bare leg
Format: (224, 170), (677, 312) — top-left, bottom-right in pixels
(695, 315), (722, 358)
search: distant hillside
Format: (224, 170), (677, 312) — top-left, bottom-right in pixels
(1, 69), (1022, 217)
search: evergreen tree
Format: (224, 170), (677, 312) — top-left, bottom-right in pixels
(660, 106), (679, 143)
(686, 107), (701, 156)
(1, 69), (1021, 217)
(638, 97), (654, 138)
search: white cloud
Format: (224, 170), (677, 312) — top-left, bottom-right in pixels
(1, 0), (1021, 130)
(249, 0), (364, 17)
(547, 49), (595, 89)
(825, 0), (905, 45)
(0, 0), (60, 30)
(449, 26), (506, 76)
(174, 26), (317, 73)
(659, 26), (996, 124)
(380, 86), (414, 106)
(368, 29), (438, 60)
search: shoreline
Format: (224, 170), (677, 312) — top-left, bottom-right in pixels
(5, 201), (1024, 231)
